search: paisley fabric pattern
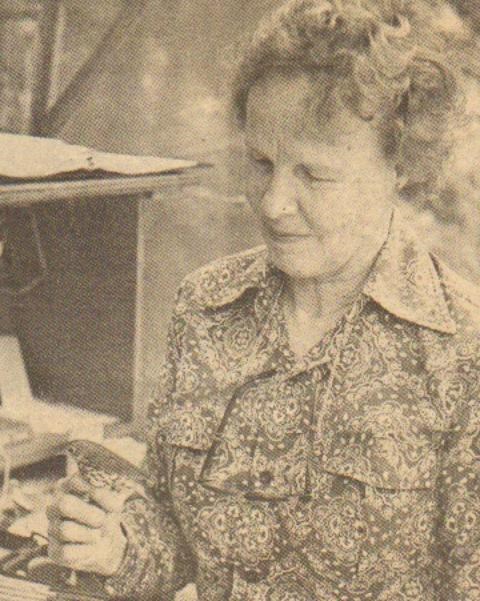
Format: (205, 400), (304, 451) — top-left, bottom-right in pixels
(105, 209), (480, 600)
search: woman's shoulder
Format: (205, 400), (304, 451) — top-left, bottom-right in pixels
(433, 257), (480, 340)
(176, 245), (269, 310)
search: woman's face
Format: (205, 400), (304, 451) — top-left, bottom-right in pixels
(245, 70), (397, 281)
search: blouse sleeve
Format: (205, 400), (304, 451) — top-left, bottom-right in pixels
(436, 391), (480, 600)
(104, 288), (196, 600)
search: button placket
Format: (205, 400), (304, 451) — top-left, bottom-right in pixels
(248, 372), (313, 498)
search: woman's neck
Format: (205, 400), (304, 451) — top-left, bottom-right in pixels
(284, 274), (363, 323)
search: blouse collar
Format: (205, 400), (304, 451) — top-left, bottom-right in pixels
(193, 207), (456, 335)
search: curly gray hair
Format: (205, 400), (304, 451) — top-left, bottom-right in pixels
(231, 0), (464, 196)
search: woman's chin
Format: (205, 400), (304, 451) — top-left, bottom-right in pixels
(268, 250), (331, 280)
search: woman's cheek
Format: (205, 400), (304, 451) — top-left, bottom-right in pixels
(300, 186), (350, 233)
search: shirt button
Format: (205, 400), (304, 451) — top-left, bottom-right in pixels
(258, 470), (273, 486)
(104, 584), (115, 596)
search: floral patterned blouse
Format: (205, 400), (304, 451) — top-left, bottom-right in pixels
(106, 209), (480, 601)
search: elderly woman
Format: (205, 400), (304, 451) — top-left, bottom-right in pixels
(47, 1), (480, 600)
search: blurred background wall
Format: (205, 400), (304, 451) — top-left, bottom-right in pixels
(1, 0), (480, 418)
(23, 0), (480, 274)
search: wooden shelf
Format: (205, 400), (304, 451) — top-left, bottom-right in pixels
(0, 166), (209, 424)
(0, 167), (206, 206)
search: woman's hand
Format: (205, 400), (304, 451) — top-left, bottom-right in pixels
(47, 474), (127, 577)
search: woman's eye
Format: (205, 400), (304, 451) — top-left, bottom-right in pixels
(258, 159), (272, 169)
(303, 169), (337, 185)
(247, 153), (273, 171)
(253, 158), (272, 171)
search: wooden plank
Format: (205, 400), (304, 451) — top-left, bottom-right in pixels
(0, 168), (205, 207)
(44, 1), (66, 110)
(30, 0), (65, 135)
(132, 194), (149, 431)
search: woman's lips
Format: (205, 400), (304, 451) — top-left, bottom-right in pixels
(267, 230), (312, 243)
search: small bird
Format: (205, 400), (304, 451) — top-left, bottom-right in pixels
(64, 440), (198, 601)
(63, 440), (148, 508)
(61, 440), (150, 589)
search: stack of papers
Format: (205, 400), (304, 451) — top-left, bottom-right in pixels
(1, 398), (117, 442)
(0, 398), (146, 473)
(0, 133), (197, 181)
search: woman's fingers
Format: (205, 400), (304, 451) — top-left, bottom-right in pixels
(48, 518), (97, 544)
(48, 541), (91, 569)
(85, 485), (126, 513)
(47, 475), (128, 576)
(59, 474), (127, 513)
(49, 492), (105, 528)
(59, 474), (91, 497)
(47, 512), (127, 576)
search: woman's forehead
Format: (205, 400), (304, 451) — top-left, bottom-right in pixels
(245, 70), (371, 146)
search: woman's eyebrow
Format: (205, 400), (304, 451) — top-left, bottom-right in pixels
(301, 162), (342, 178)
(246, 146), (270, 159)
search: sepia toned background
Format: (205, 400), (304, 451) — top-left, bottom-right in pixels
(1, 5), (479, 600)
(1, 0), (480, 425)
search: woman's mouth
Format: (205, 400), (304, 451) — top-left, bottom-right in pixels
(267, 229), (312, 243)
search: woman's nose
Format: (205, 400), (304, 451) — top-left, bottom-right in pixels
(260, 173), (298, 220)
